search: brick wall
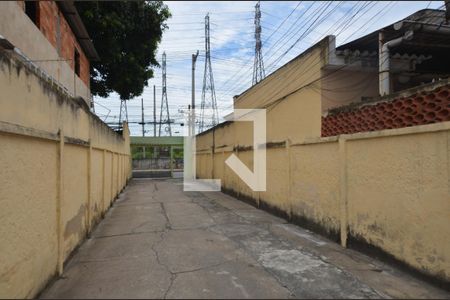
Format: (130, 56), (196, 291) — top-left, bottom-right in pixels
(322, 83), (450, 137)
(17, 1), (90, 86)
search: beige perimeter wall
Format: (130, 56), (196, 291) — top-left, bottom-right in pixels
(197, 34), (449, 283)
(0, 50), (131, 298)
(196, 115), (450, 285)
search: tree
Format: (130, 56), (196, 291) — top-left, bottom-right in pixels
(75, 1), (171, 100)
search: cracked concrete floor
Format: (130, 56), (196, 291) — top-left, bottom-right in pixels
(40, 179), (449, 299)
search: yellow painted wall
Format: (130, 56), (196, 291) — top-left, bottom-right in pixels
(346, 129), (450, 281)
(0, 133), (58, 298)
(196, 121), (450, 283)
(290, 140), (340, 235)
(62, 144), (89, 259)
(91, 149), (104, 222)
(194, 34), (450, 282)
(0, 50), (131, 298)
(234, 150), (258, 202)
(261, 147), (289, 212)
(233, 40), (326, 143)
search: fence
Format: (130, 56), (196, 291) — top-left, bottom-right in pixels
(0, 49), (131, 298)
(130, 136), (184, 178)
(196, 120), (450, 285)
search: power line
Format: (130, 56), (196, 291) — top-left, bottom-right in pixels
(219, 1), (332, 96)
(252, 2), (377, 107)
(224, 1), (370, 98)
(256, 1), (407, 111)
(96, 2), (439, 136)
(218, 1), (371, 109)
(217, 1), (322, 96)
(264, 1), (338, 73)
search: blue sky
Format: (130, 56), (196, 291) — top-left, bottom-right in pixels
(93, 1), (444, 136)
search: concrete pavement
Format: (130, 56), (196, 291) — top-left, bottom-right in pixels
(40, 179), (450, 299)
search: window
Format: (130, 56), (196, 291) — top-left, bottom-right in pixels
(74, 48), (80, 77)
(25, 1), (39, 27)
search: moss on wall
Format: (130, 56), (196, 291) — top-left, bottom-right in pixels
(0, 48), (131, 298)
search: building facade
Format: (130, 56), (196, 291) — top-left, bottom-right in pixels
(0, 1), (98, 104)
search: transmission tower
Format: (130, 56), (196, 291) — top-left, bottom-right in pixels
(118, 99), (128, 130)
(159, 52), (172, 136)
(252, 1), (265, 85)
(199, 13), (219, 132)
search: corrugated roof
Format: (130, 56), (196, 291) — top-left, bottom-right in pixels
(336, 9), (448, 52)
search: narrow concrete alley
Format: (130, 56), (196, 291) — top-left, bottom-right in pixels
(40, 179), (449, 299)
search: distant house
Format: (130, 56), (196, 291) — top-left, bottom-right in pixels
(323, 9), (450, 111)
(0, 1), (99, 105)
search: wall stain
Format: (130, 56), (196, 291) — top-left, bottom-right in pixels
(64, 204), (85, 239)
(367, 222), (386, 238)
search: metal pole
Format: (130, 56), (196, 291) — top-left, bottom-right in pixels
(191, 50), (199, 136)
(141, 97), (145, 159)
(153, 84), (157, 158)
(153, 85), (156, 137)
(170, 146), (173, 178)
(141, 98), (145, 137)
(186, 50), (200, 181)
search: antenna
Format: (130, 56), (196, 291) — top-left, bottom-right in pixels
(159, 52), (172, 136)
(199, 13), (219, 132)
(252, 1), (265, 85)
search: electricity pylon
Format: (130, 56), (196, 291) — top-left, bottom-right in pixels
(159, 52), (172, 136)
(118, 99), (128, 130)
(199, 13), (219, 132)
(252, 1), (265, 85)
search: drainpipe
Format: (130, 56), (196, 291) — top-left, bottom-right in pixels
(379, 30), (414, 96)
(394, 20), (450, 34)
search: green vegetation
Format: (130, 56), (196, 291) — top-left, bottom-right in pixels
(76, 1), (171, 100)
(131, 145), (183, 160)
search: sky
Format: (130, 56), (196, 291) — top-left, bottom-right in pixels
(93, 1), (445, 136)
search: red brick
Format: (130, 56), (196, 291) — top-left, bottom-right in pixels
(17, 1), (90, 86)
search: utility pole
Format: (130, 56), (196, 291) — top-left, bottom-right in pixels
(141, 97), (146, 158)
(191, 50), (199, 137)
(252, 1), (265, 85)
(141, 98), (145, 137)
(199, 13), (219, 132)
(153, 85), (156, 137)
(159, 52), (172, 136)
(186, 50), (200, 181)
(153, 84), (157, 158)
